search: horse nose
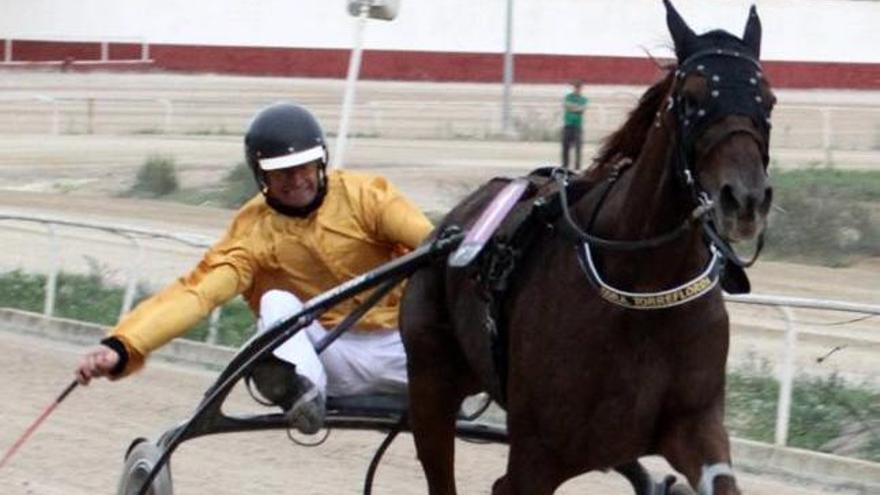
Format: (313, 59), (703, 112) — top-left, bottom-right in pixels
(719, 184), (772, 218)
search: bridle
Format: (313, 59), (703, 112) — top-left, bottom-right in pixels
(554, 47), (773, 309)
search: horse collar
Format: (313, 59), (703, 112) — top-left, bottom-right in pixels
(548, 168), (725, 310)
(577, 242), (723, 310)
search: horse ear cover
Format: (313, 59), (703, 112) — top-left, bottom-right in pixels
(663, 0), (698, 61)
(742, 5), (762, 58)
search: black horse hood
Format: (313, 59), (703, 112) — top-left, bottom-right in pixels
(664, 0), (762, 62)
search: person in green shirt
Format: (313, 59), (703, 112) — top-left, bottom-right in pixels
(562, 80), (589, 170)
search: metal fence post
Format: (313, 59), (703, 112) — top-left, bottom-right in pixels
(43, 223), (59, 317)
(86, 98), (95, 134)
(51, 99), (60, 135)
(158, 98), (173, 133)
(4, 39), (11, 62)
(774, 305), (796, 447)
(207, 307), (222, 345)
(334, 0), (370, 170)
(119, 235), (144, 321)
(34, 95), (60, 135)
(821, 108), (833, 166)
(368, 100), (381, 137)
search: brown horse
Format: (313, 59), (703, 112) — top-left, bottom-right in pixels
(400, 1), (775, 494)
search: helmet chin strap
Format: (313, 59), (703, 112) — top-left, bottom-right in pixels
(263, 166), (328, 218)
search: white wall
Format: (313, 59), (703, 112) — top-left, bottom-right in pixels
(2, 0), (878, 63)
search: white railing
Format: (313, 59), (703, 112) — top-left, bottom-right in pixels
(0, 95), (175, 135)
(726, 294), (880, 447)
(0, 94), (877, 161)
(0, 212), (877, 448)
(0, 213), (231, 344)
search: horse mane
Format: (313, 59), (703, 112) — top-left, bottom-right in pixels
(590, 68), (676, 173)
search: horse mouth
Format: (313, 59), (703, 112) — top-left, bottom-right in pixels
(720, 218), (765, 243)
(716, 183), (772, 243)
(716, 209), (768, 243)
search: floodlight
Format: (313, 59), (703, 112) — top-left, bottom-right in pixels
(347, 0), (400, 21)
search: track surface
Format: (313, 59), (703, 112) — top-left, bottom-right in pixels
(0, 330), (852, 495)
(0, 72), (876, 493)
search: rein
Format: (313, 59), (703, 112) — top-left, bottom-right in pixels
(551, 168), (724, 310)
(554, 166), (712, 251)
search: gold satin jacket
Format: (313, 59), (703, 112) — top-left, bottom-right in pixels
(110, 170), (433, 376)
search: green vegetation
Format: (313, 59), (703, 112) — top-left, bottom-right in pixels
(512, 110), (561, 142)
(0, 267), (255, 347)
(127, 155), (180, 197)
(161, 161), (258, 210)
(215, 161), (260, 208)
(183, 127), (237, 136)
(1, 263), (879, 461)
(765, 169), (880, 266)
(772, 168), (880, 203)
(120, 155), (879, 267)
(726, 367), (880, 462)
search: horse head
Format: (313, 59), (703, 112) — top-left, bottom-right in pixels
(664, 0), (776, 243)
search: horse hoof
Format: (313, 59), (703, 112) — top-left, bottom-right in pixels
(654, 474), (678, 495)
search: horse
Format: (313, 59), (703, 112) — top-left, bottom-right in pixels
(400, 1), (776, 494)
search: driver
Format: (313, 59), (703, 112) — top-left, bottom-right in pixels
(74, 102), (433, 433)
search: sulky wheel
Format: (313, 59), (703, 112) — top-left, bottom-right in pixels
(116, 438), (174, 495)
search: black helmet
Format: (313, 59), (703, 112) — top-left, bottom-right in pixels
(244, 103), (329, 216)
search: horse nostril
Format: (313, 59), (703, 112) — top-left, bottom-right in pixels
(759, 186), (773, 215)
(720, 184), (739, 214)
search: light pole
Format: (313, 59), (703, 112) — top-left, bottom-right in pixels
(335, 0), (400, 170)
(502, 0), (515, 136)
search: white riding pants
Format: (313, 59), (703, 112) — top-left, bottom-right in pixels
(256, 290), (408, 398)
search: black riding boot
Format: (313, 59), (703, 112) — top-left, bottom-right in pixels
(248, 355), (325, 434)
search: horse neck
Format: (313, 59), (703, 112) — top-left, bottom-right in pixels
(620, 125), (687, 236)
(579, 122), (709, 287)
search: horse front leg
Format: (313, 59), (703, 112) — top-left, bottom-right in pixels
(408, 362), (464, 495)
(491, 413), (568, 495)
(658, 404), (741, 495)
(492, 445), (566, 495)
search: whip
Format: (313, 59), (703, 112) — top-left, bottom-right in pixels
(0, 380), (78, 470)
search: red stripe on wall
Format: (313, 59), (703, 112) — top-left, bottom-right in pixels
(763, 60), (880, 90)
(151, 44), (350, 77)
(108, 43), (144, 60)
(5, 39), (880, 90)
(10, 40), (100, 62)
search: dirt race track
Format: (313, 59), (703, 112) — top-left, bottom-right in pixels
(0, 330), (855, 495)
(0, 71), (877, 493)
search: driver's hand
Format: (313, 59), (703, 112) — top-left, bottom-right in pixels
(75, 345), (120, 385)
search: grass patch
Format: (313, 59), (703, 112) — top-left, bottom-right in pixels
(156, 162), (259, 210)
(764, 169), (880, 266)
(183, 296), (256, 347)
(512, 109), (561, 142)
(0, 268), (148, 326)
(0, 267), (255, 347)
(116, 157), (879, 267)
(772, 169), (880, 203)
(726, 367), (880, 462)
(126, 155), (179, 198)
(216, 161), (260, 208)
(183, 127), (238, 136)
(2, 270), (879, 461)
